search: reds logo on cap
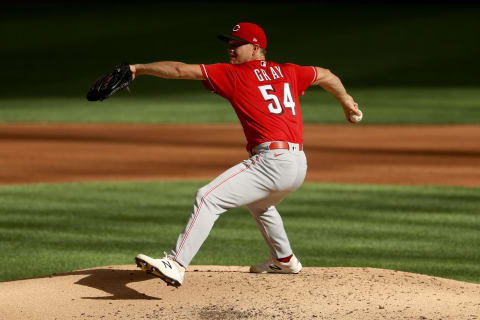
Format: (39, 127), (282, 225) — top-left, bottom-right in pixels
(218, 22), (267, 49)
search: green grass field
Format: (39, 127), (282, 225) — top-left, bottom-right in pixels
(0, 181), (479, 283)
(1, 87), (479, 124)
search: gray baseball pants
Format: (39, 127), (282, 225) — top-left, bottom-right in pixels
(171, 142), (307, 268)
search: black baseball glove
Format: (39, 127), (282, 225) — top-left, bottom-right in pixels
(86, 63), (133, 101)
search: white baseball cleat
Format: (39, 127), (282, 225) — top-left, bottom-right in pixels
(135, 253), (185, 287)
(250, 254), (302, 274)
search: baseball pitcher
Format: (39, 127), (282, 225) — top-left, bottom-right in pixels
(87, 22), (361, 287)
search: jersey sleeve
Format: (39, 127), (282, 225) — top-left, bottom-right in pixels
(200, 63), (236, 99)
(285, 63), (317, 96)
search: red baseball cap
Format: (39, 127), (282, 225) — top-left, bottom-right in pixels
(218, 22), (267, 49)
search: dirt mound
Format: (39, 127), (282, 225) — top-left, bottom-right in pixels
(1, 265), (479, 320)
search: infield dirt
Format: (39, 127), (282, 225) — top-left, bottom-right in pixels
(1, 124), (479, 186)
(1, 123), (479, 319)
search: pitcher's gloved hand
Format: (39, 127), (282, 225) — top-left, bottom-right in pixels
(86, 63), (133, 101)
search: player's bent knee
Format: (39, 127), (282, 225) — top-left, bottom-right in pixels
(195, 185), (212, 203)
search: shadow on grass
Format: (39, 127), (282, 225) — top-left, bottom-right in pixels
(55, 268), (162, 300)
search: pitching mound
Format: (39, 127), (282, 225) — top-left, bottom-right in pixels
(1, 266), (479, 320)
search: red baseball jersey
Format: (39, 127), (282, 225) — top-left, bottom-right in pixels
(200, 60), (317, 151)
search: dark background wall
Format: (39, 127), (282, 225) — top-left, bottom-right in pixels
(2, 1), (479, 97)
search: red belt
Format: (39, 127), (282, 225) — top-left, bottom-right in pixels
(250, 141), (303, 156)
(268, 141), (303, 151)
